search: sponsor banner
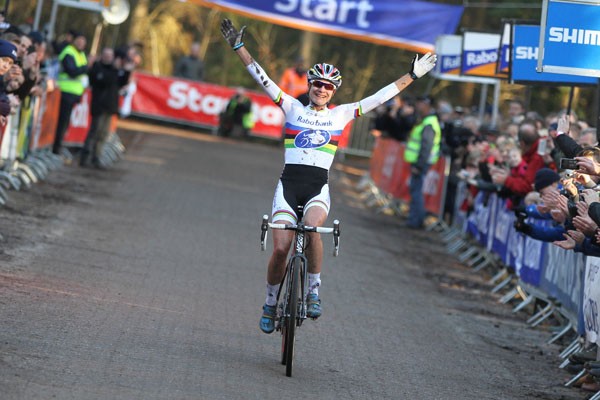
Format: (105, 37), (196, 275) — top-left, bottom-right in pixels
(64, 90), (92, 145)
(512, 24), (597, 85)
(192, 0), (463, 52)
(131, 72), (285, 139)
(539, 0), (600, 78)
(461, 31), (504, 78)
(585, 257), (600, 344)
(497, 22), (510, 76)
(435, 35), (462, 75)
(368, 137), (447, 217)
(540, 244), (586, 334)
(38, 88), (61, 149)
(491, 196), (511, 258)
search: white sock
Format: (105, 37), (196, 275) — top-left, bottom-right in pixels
(308, 273), (321, 295)
(265, 283), (280, 306)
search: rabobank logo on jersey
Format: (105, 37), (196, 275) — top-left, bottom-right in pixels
(294, 129), (331, 149)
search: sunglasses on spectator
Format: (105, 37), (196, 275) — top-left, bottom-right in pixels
(312, 81), (335, 91)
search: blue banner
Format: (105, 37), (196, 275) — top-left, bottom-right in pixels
(539, 0), (600, 78)
(540, 245), (585, 334)
(195, 0), (464, 52)
(513, 24), (597, 85)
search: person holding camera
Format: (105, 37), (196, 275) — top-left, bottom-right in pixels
(513, 168), (569, 241)
(490, 119), (547, 199)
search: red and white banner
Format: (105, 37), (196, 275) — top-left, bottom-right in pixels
(130, 72), (285, 139)
(369, 137), (448, 216)
(60, 72), (353, 146)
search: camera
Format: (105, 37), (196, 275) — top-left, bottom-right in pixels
(560, 158), (579, 170)
(568, 200), (579, 218)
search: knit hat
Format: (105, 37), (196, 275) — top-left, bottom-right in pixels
(534, 168), (560, 192)
(0, 39), (17, 61)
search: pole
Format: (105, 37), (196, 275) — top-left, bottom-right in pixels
(566, 86), (575, 115)
(33, 0), (44, 31)
(48, 0), (59, 41)
(478, 83), (488, 125)
(491, 81), (500, 129)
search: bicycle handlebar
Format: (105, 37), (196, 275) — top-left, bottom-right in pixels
(260, 214), (340, 256)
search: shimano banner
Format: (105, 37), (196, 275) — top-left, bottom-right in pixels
(193, 0), (464, 52)
(538, 0), (600, 78)
(513, 24), (597, 85)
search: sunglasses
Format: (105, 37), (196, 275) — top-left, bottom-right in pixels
(312, 80), (335, 91)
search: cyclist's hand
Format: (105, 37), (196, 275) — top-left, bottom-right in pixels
(410, 52), (437, 79)
(220, 18), (246, 50)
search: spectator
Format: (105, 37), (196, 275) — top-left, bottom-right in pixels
(53, 31), (88, 155)
(404, 95), (442, 229)
(173, 42), (204, 81)
(52, 28), (76, 55)
(80, 47), (132, 168)
(578, 128), (598, 148)
(0, 39), (17, 125)
(507, 98), (525, 124)
(490, 119), (547, 199)
(218, 88), (254, 138)
(370, 95), (415, 142)
(278, 56), (308, 102)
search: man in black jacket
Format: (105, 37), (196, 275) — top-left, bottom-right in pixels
(80, 47), (132, 168)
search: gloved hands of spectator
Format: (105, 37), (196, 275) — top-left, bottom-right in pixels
(513, 218), (532, 235)
(0, 95), (11, 117)
(575, 156), (600, 176)
(410, 52), (437, 79)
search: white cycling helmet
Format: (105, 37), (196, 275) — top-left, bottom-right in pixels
(307, 63), (342, 88)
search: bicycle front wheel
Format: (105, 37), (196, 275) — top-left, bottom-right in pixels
(284, 257), (301, 377)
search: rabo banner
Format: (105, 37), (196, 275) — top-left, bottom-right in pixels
(513, 24), (597, 85)
(193, 0), (463, 52)
(538, 0), (600, 78)
(434, 35), (461, 75)
(461, 31), (504, 78)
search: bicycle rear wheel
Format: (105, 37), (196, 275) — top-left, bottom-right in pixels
(284, 257), (301, 377)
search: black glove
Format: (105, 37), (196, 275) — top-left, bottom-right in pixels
(0, 95), (11, 117)
(513, 219), (532, 235)
(220, 19), (246, 50)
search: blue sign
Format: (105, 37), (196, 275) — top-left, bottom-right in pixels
(198, 0), (464, 51)
(539, 0), (600, 78)
(513, 24), (597, 85)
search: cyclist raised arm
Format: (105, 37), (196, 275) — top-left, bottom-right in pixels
(220, 18), (437, 334)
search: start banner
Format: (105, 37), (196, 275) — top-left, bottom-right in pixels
(191, 0), (463, 52)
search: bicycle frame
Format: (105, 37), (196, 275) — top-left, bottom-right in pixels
(260, 214), (340, 377)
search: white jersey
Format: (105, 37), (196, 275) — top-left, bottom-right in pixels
(246, 61), (400, 171)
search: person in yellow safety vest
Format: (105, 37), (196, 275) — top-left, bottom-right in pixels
(53, 31), (88, 155)
(404, 95), (441, 229)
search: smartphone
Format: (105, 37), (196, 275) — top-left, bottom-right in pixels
(537, 138), (547, 156)
(560, 158), (579, 170)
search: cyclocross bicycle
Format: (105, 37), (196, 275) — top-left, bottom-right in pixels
(260, 210), (340, 377)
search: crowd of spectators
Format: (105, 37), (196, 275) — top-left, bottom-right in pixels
(0, 17), (142, 169)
